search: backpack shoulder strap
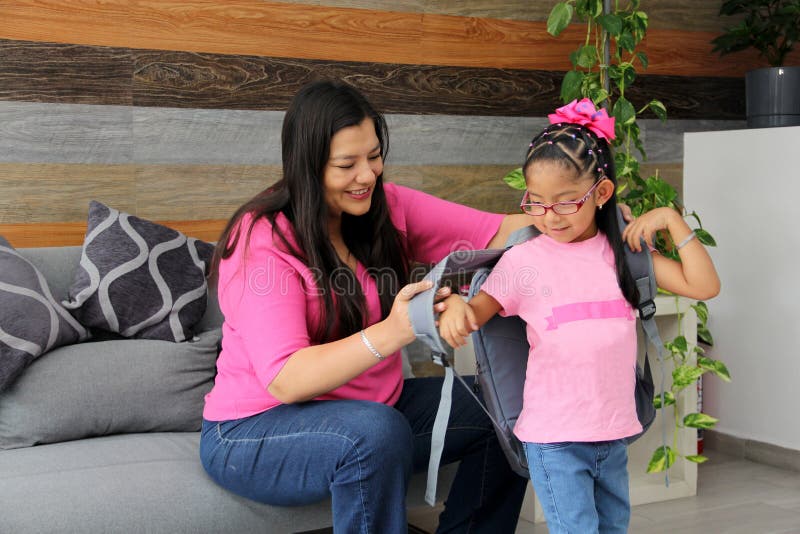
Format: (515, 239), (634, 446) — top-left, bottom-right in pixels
(408, 225), (540, 505)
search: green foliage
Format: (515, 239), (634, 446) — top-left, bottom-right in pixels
(711, 0), (800, 67)
(535, 1), (732, 474)
(647, 445), (676, 473)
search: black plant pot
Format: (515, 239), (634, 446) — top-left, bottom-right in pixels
(746, 66), (800, 128)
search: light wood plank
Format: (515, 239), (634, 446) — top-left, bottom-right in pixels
(1, 219), (228, 248)
(0, 101), (133, 164)
(0, 0), (793, 77)
(0, 163), (136, 223)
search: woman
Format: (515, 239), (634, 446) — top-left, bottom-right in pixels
(199, 80), (530, 533)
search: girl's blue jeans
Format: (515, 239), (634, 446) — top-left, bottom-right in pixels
(200, 376), (527, 534)
(523, 440), (630, 534)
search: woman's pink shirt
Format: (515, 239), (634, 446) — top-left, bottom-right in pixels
(203, 183), (503, 421)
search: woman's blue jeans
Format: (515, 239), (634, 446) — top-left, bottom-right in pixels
(200, 376), (527, 534)
(524, 440), (630, 534)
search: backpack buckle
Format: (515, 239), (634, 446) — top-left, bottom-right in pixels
(431, 351), (450, 368)
(639, 300), (656, 321)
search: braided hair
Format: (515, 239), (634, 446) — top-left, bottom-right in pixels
(523, 122), (639, 308)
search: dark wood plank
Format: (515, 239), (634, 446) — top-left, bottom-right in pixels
(134, 50), (745, 120)
(0, 40), (131, 105)
(133, 50), (562, 116)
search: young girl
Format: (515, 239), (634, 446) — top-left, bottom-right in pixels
(437, 99), (720, 534)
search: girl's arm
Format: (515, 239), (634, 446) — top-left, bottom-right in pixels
(438, 291), (503, 348)
(622, 207), (721, 301)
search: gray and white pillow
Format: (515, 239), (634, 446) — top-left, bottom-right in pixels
(62, 201), (215, 342)
(0, 237), (89, 392)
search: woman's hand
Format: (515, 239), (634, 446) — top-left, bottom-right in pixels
(622, 207), (677, 252)
(438, 294), (477, 349)
(385, 280), (437, 345)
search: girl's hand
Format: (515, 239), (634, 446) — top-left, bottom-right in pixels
(622, 207), (677, 252)
(438, 294), (477, 348)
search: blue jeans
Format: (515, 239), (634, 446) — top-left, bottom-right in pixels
(524, 440), (630, 534)
(200, 376), (527, 534)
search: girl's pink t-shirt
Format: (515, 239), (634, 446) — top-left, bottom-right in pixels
(203, 183), (504, 421)
(481, 232), (642, 443)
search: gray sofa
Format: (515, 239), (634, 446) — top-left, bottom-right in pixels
(0, 245), (452, 534)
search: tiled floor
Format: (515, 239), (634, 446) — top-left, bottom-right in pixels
(407, 448), (800, 533)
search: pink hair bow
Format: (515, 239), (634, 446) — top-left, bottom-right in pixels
(547, 98), (616, 141)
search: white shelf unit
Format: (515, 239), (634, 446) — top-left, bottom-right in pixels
(455, 294), (699, 522)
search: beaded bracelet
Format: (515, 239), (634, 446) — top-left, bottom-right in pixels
(676, 230), (696, 250)
(360, 330), (386, 361)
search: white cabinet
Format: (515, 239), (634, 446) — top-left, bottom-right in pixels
(455, 295), (699, 521)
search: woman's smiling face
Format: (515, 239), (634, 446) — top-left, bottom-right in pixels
(323, 117), (384, 219)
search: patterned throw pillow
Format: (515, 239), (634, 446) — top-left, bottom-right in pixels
(62, 201), (215, 342)
(0, 237), (89, 392)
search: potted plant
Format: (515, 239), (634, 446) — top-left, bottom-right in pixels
(502, 0), (731, 475)
(711, 0), (800, 128)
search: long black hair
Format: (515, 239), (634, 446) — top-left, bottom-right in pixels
(211, 80), (410, 343)
(523, 123), (639, 308)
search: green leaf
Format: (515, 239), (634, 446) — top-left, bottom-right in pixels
(647, 446), (676, 473)
(692, 301), (709, 323)
(698, 356), (731, 382)
(672, 365), (705, 389)
(697, 325), (714, 346)
(649, 99), (667, 122)
(612, 97), (636, 126)
(695, 228), (717, 247)
(598, 14), (623, 36)
(618, 32), (636, 52)
(635, 51), (649, 69)
(686, 454), (709, 464)
(576, 45), (598, 69)
(684, 412), (719, 429)
(653, 390), (676, 409)
(502, 168), (526, 190)
(561, 70), (584, 103)
(589, 88), (610, 106)
(671, 335), (688, 353)
(547, 3), (574, 37)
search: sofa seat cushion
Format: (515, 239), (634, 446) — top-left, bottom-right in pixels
(0, 432), (455, 533)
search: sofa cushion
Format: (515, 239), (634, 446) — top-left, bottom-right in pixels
(0, 328), (220, 449)
(62, 201), (215, 342)
(0, 432), (455, 533)
(0, 236), (89, 392)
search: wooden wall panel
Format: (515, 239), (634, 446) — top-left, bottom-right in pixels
(0, 0), (791, 77)
(0, 164), (136, 223)
(0, 220), (227, 248)
(294, 0), (737, 32)
(0, 101), (133, 164)
(0, 40), (744, 119)
(0, 40), (131, 105)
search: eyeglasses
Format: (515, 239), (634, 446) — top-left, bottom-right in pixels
(519, 180), (603, 216)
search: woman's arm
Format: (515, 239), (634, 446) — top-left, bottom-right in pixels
(622, 207), (720, 300)
(268, 280), (434, 403)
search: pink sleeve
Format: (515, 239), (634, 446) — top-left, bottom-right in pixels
(385, 183), (504, 264)
(217, 219), (313, 389)
(480, 251), (521, 317)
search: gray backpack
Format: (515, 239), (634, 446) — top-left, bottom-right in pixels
(408, 208), (664, 504)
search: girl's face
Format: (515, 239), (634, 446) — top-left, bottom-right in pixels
(523, 160), (613, 243)
(323, 117), (383, 220)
